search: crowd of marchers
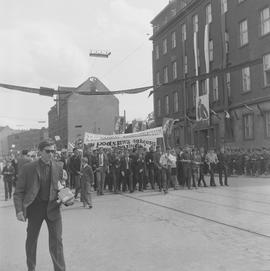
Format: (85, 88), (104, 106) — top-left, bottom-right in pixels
(2, 144), (270, 202)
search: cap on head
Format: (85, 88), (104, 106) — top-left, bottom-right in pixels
(38, 140), (54, 151)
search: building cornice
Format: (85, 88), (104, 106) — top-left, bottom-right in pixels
(150, 0), (206, 41)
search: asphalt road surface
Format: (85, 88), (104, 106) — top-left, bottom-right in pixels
(1, 176), (270, 271)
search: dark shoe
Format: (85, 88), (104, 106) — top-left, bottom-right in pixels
(225, 184), (229, 186)
(88, 205), (93, 209)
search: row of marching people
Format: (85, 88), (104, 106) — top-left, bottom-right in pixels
(64, 144), (229, 197)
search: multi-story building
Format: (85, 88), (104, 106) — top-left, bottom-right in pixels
(151, 0), (270, 149)
(0, 126), (19, 158)
(48, 77), (119, 149)
(7, 128), (48, 153)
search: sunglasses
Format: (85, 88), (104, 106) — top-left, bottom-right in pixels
(44, 149), (55, 154)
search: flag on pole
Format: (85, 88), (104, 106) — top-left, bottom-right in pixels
(114, 116), (126, 134)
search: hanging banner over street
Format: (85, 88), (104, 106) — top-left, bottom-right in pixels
(84, 127), (164, 149)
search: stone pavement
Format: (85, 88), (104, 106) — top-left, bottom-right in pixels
(1, 176), (270, 271)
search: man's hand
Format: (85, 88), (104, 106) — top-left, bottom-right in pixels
(16, 211), (26, 222)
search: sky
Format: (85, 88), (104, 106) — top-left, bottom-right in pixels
(0, 0), (169, 130)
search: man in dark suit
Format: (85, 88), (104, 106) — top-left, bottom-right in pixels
(69, 148), (81, 196)
(13, 140), (66, 271)
(120, 150), (134, 192)
(96, 147), (108, 195)
(80, 157), (94, 208)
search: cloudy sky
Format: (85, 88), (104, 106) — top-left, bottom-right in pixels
(0, 0), (168, 130)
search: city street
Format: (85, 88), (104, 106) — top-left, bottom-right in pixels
(1, 176), (270, 271)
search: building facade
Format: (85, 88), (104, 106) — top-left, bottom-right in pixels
(7, 128), (48, 153)
(48, 77), (119, 149)
(0, 126), (19, 158)
(151, 0), (270, 149)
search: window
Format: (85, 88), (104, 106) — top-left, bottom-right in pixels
(171, 31), (176, 48)
(173, 92), (179, 113)
(226, 72), (231, 97)
(163, 66), (168, 83)
(209, 40), (213, 62)
(240, 19), (248, 46)
(260, 7), (270, 36)
(221, 0), (227, 14)
(191, 83), (197, 106)
(263, 53), (270, 86)
(266, 112), (270, 137)
(243, 114), (254, 140)
(242, 67), (251, 92)
(164, 95), (169, 115)
(213, 76), (219, 101)
(225, 31), (229, 54)
(238, 0), (246, 3)
(200, 79), (208, 96)
(184, 55), (188, 74)
(157, 98), (161, 117)
(193, 14), (198, 33)
(206, 4), (212, 24)
(181, 24), (186, 42)
(172, 61), (177, 80)
(156, 72), (160, 86)
(155, 45), (159, 60)
(163, 39), (167, 54)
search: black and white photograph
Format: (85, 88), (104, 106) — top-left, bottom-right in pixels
(0, 0), (270, 270)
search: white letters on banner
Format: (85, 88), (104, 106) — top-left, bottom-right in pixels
(84, 127), (164, 149)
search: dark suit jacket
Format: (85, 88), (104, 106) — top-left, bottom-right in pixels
(120, 156), (134, 173)
(13, 159), (63, 220)
(81, 165), (94, 185)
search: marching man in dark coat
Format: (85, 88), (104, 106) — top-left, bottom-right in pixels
(13, 140), (66, 271)
(80, 156), (94, 208)
(2, 159), (15, 200)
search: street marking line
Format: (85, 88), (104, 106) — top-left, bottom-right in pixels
(121, 193), (270, 239)
(168, 193), (270, 217)
(194, 189), (270, 205)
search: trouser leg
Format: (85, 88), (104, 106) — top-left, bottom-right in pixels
(46, 217), (66, 271)
(74, 175), (81, 198)
(161, 168), (168, 192)
(128, 171), (133, 192)
(218, 166), (223, 186)
(8, 180), (13, 198)
(224, 166), (228, 185)
(100, 170), (105, 195)
(96, 171), (101, 195)
(150, 168), (155, 189)
(4, 180), (8, 200)
(26, 202), (46, 271)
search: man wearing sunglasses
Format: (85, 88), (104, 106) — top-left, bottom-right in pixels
(14, 140), (66, 271)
